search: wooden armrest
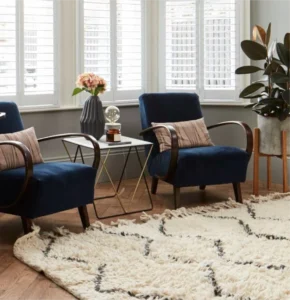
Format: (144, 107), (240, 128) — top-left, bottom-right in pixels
(0, 141), (33, 209)
(38, 133), (101, 170)
(207, 121), (253, 157)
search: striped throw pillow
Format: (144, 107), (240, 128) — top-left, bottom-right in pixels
(0, 127), (44, 171)
(152, 118), (214, 153)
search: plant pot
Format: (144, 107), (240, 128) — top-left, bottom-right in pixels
(80, 96), (105, 140)
(257, 114), (290, 155)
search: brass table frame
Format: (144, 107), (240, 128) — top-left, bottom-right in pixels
(62, 139), (154, 219)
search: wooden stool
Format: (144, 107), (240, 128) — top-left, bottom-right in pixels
(253, 128), (288, 196)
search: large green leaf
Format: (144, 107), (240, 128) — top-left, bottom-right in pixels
(258, 98), (285, 105)
(271, 87), (282, 98)
(239, 82), (265, 98)
(244, 103), (256, 108)
(276, 82), (288, 90)
(242, 94), (265, 99)
(253, 25), (266, 44)
(266, 23), (271, 46)
(271, 73), (290, 84)
(241, 40), (267, 60)
(235, 66), (263, 74)
(285, 33), (290, 50)
(276, 43), (290, 67)
(72, 87), (85, 96)
(264, 61), (285, 75)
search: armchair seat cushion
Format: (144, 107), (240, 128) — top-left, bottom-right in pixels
(0, 162), (96, 219)
(149, 146), (250, 187)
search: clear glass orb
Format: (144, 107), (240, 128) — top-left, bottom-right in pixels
(105, 106), (120, 123)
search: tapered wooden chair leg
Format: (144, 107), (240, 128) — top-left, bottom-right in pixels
(253, 128), (260, 196)
(78, 206), (90, 229)
(173, 187), (180, 209)
(267, 156), (272, 190)
(233, 183), (243, 203)
(282, 131), (288, 193)
(151, 177), (159, 194)
(21, 217), (33, 234)
(199, 185), (206, 190)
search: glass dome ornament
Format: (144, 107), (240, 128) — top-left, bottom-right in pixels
(105, 106), (120, 124)
(104, 106), (121, 142)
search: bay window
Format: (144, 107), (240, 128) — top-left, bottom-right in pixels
(0, 0), (248, 110)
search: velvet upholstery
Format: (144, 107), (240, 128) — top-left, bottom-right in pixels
(0, 102), (96, 222)
(139, 93), (251, 188)
(0, 162), (96, 219)
(0, 102), (24, 134)
(149, 146), (250, 187)
(139, 93), (203, 158)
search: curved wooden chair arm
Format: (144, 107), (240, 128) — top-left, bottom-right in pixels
(38, 133), (101, 170)
(140, 125), (179, 182)
(207, 121), (253, 157)
(0, 141), (33, 209)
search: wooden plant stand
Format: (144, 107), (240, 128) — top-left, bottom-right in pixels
(253, 128), (288, 196)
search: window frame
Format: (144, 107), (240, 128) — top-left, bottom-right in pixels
(158, 0), (250, 103)
(0, 0), (60, 110)
(76, 0), (148, 106)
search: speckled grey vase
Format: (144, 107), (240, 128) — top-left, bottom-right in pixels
(80, 96), (105, 140)
(257, 114), (290, 155)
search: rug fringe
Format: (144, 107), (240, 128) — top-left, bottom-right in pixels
(108, 192), (290, 227)
(23, 192), (290, 234)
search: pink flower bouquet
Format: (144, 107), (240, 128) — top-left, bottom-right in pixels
(72, 73), (107, 97)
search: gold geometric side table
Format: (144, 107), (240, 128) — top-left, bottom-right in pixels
(62, 135), (154, 219)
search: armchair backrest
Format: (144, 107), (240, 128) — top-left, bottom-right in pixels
(139, 93), (203, 129)
(0, 102), (24, 134)
(139, 93), (203, 157)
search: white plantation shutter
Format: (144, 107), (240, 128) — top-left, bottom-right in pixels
(0, 0), (58, 107)
(80, 0), (145, 103)
(160, 0), (241, 101)
(83, 0), (111, 90)
(0, 0), (16, 96)
(116, 0), (142, 91)
(203, 0), (238, 100)
(164, 0), (197, 91)
(24, 0), (55, 96)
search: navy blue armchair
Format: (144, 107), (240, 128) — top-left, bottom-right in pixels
(0, 102), (100, 234)
(139, 93), (253, 208)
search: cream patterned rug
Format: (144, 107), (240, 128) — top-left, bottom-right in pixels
(14, 193), (290, 300)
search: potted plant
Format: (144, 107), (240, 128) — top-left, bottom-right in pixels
(72, 73), (107, 140)
(236, 23), (290, 155)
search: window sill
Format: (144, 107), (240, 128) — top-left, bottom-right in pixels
(19, 101), (140, 114)
(19, 100), (249, 114)
(201, 101), (249, 107)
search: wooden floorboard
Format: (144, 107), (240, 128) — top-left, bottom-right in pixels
(0, 179), (284, 300)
